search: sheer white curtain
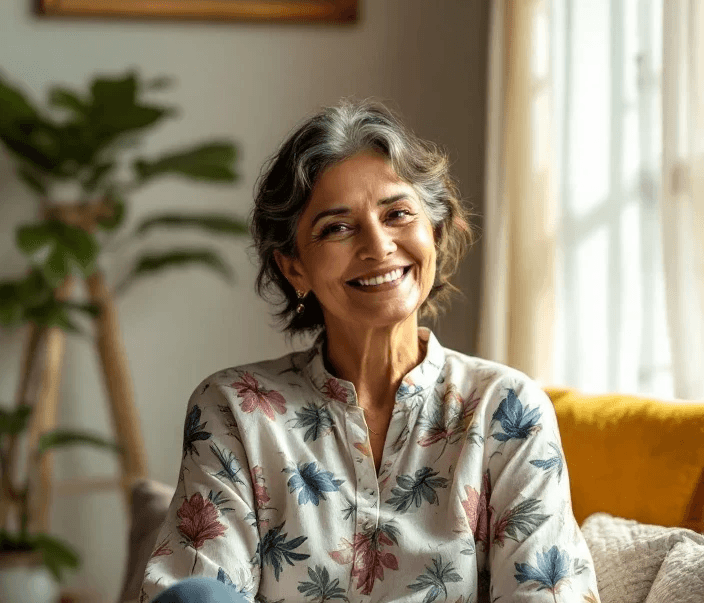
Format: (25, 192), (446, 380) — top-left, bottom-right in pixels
(478, 0), (556, 384)
(661, 0), (704, 400)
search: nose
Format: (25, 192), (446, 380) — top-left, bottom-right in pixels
(358, 220), (397, 260)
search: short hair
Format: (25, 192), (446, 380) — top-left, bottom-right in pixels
(250, 98), (474, 336)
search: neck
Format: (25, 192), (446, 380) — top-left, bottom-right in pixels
(323, 316), (424, 411)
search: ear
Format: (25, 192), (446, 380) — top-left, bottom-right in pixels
(274, 250), (310, 294)
(433, 222), (444, 246)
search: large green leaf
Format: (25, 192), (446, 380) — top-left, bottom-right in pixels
(37, 429), (120, 457)
(0, 269), (54, 326)
(134, 213), (248, 238)
(0, 404), (32, 435)
(133, 142), (238, 184)
(115, 248), (234, 296)
(0, 73), (41, 128)
(16, 221), (99, 286)
(48, 86), (87, 116)
(87, 72), (175, 144)
(0, 270), (96, 332)
(16, 164), (49, 196)
(23, 300), (85, 334)
(0, 281), (26, 325)
(32, 533), (80, 582)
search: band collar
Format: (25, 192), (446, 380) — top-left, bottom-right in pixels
(304, 327), (445, 406)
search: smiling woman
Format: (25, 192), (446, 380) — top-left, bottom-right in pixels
(139, 100), (602, 603)
(251, 100), (472, 336)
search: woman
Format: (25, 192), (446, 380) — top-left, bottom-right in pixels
(140, 100), (600, 603)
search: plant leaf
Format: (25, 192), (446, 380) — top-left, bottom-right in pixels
(16, 222), (54, 255)
(133, 213), (248, 238)
(32, 533), (80, 582)
(0, 404), (32, 435)
(17, 164), (48, 196)
(0, 73), (41, 128)
(133, 142), (238, 183)
(16, 221), (99, 285)
(87, 72), (174, 145)
(116, 248), (234, 296)
(81, 161), (115, 194)
(37, 429), (121, 457)
(48, 86), (86, 116)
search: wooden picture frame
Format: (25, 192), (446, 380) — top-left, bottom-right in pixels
(35, 0), (358, 23)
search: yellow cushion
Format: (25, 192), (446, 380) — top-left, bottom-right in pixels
(545, 387), (704, 530)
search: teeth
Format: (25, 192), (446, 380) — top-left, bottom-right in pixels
(355, 268), (404, 287)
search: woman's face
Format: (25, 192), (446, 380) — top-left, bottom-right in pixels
(276, 150), (437, 333)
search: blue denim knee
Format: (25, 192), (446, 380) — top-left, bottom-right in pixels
(150, 576), (250, 603)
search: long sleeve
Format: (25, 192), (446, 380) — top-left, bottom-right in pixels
(480, 377), (601, 602)
(139, 378), (261, 603)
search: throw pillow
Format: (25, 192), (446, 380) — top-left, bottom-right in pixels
(118, 479), (176, 603)
(581, 513), (704, 603)
(644, 539), (704, 603)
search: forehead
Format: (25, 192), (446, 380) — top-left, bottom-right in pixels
(306, 151), (414, 210)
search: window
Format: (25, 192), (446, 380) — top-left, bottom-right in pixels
(551, 0), (674, 396)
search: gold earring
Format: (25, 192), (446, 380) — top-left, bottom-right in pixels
(295, 290), (306, 314)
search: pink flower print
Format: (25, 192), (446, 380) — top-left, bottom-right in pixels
(177, 492), (227, 572)
(461, 485), (480, 534)
(251, 465), (271, 508)
(329, 525), (399, 595)
(475, 471), (493, 551)
(151, 536), (173, 558)
(230, 372), (287, 420)
(322, 378), (348, 404)
(353, 441), (372, 457)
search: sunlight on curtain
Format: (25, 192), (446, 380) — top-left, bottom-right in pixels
(661, 0), (704, 400)
(479, 0), (556, 384)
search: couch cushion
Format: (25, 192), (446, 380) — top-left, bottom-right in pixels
(581, 513), (704, 603)
(644, 538), (704, 603)
(546, 387), (704, 530)
(118, 479), (176, 603)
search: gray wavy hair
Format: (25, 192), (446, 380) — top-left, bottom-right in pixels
(250, 98), (474, 335)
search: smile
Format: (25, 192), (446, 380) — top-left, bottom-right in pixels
(348, 266), (411, 288)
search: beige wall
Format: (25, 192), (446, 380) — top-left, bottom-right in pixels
(0, 1), (488, 599)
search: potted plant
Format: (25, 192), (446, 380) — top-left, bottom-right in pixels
(0, 403), (119, 601)
(0, 69), (247, 598)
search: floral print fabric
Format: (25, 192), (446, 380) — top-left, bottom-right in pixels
(141, 328), (601, 603)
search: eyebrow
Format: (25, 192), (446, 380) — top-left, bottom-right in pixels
(310, 194), (409, 229)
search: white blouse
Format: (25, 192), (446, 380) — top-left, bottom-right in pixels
(141, 328), (600, 602)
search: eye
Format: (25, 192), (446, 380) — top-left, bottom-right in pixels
(387, 208), (416, 222)
(317, 222), (352, 239)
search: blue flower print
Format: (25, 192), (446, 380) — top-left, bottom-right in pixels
(514, 546), (572, 601)
(386, 467), (449, 513)
(491, 389), (542, 442)
(284, 462), (344, 506)
(530, 442), (564, 482)
(183, 404), (211, 458)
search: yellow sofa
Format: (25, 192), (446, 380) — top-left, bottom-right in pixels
(547, 387), (704, 533)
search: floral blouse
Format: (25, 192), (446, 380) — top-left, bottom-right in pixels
(140, 328), (600, 603)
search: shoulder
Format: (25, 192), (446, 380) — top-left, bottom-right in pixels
(440, 346), (550, 408)
(186, 348), (314, 406)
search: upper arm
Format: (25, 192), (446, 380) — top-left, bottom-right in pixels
(140, 379), (261, 601)
(482, 379), (601, 601)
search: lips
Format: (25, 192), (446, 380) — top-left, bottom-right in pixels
(347, 266), (411, 287)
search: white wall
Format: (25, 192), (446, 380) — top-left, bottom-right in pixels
(0, 1), (488, 600)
